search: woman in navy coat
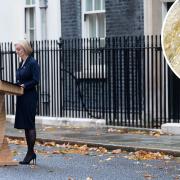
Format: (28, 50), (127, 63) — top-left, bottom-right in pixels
(15, 40), (40, 165)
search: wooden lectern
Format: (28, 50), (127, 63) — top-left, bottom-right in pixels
(0, 80), (23, 166)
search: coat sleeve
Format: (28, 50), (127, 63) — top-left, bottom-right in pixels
(24, 61), (40, 89)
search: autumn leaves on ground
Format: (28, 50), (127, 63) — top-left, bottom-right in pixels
(7, 127), (172, 161)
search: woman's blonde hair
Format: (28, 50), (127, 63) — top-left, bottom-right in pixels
(15, 39), (33, 56)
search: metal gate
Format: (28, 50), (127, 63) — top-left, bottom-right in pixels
(0, 36), (180, 128)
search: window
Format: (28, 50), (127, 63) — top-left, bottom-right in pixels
(85, 0), (105, 11)
(26, 0), (35, 5)
(82, 0), (106, 40)
(80, 0), (106, 79)
(25, 0), (36, 41)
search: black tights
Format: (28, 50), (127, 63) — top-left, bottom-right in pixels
(24, 129), (36, 160)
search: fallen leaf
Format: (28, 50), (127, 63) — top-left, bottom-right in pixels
(112, 149), (122, 154)
(52, 150), (61, 154)
(108, 128), (116, 132)
(35, 149), (50, 155)
(174, 175), (180, 180)
(55, 144), (61, 148)
(144, 173), (154, 179)
(30, 165), (37, 169)
(43, 126), (57, 132)
(43, 141), (56, 147)
(105, 157), (112, 161)
(68, 177), (75, 180)
(125, 150), (172, 161)
(89, 147), (98, 151)
(12, 150), (18, 156)
(7, 138), (26, 145)
(79, 145), (89, 151)
(73, 144), (79, 148)
(97, 147), (108, 154)
(86, 177), (93, 180)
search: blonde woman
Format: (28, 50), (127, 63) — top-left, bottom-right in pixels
(15, 40), (40, 165)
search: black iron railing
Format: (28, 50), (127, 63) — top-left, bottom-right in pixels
(0, 36), (179, 128)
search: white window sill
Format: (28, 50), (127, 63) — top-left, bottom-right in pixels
(25, 5), (36, 8)
(84, 10), (105, 15)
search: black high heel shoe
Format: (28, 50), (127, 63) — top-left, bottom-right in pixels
(19, 153), (36, 165)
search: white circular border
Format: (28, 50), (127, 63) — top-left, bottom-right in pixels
(161, 0), (180, 78)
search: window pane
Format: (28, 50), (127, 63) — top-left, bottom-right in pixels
(29, 8), (35, 28)
(102, 0), (105, 10)
(26, 0), (30, 5)
(89, 15), (96, 37)
(26, 0), (35, 5)
(86, 0), (93, 11)
(32, 0), (35, 4)
(95, 0), (101, 10)
(25, 9), (28, 33)
(30, 30), (34, 41)
(98, 14), (105, 38)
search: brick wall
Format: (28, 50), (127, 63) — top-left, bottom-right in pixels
(61, 0), (144, 38)
(61, 0), (82, 38)
(105, 0), (144, 36)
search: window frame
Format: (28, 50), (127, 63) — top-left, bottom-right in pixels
(82, 0), (106, 38)
(25, 0), (36, 6)
(80, 0), (106, 79)
(85, 0), (105, 12)
(24, 4), (36, 41)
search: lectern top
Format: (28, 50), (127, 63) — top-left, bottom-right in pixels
(0, 80), (24, 95)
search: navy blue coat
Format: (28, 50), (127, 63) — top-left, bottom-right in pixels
(15, 56), (40, 129)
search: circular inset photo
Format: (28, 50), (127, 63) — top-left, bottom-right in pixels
(161, 0), (180, 77)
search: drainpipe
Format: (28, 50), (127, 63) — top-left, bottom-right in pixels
(39, 0), (48, 40)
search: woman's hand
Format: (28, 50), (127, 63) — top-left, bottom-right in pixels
(20, 84), (25, 88)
